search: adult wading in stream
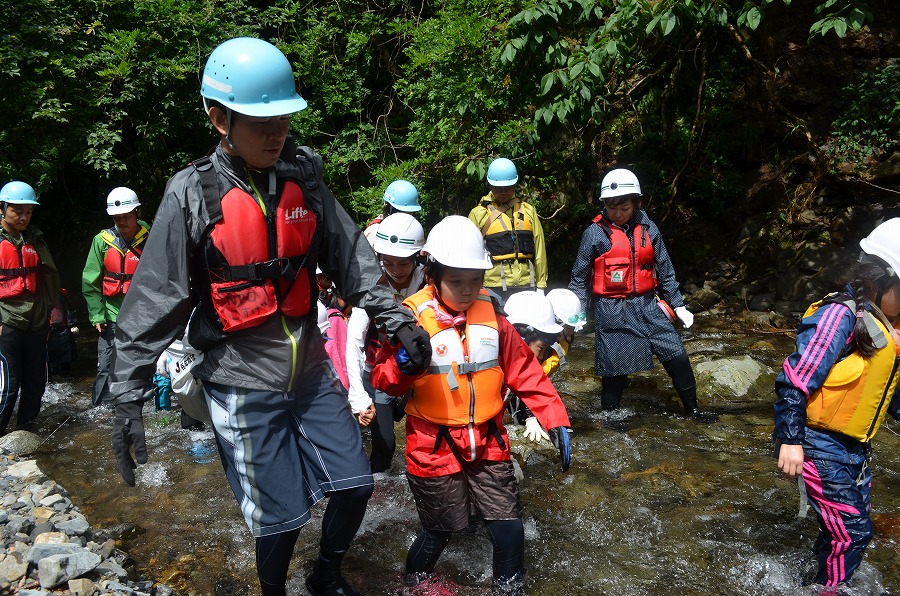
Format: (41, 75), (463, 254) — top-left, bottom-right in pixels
(107, 37), (432, 596)
(81, 187), (150, 406)
(568, 168), (717, 422)
(0, 181), (60, 436)
(775, 218), (900, 588)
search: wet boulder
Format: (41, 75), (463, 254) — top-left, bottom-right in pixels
(0, 431), (44, 456)
(694, 355), (774, 404)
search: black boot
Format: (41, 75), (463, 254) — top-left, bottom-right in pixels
(304, 552), (361, 596)
(679, 393), (719, 423)
(600, 375), (627, 410)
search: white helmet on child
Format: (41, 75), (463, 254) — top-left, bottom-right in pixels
(600, 168), (642, 199)
(546, 288), (586, 331)
(373, 213), (425, 258)
(422, 215), (492, 269)
(504, 290), (563, 334)
(860, 218), (900, 277)
(316, 300), (330, 334)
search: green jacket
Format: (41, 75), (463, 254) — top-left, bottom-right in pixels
(81, 221), (150, 325)
(0, 226), (60, 330)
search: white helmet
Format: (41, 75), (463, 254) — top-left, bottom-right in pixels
(505, 290), (563, 334)
(316, 300), (330, 334)
(106, 187), (141, 215)
(546, 288), (586, 331)
(422, 216), (492, 270)
(860, 218), (900, 277)
(373, 213), (425, 258)
(600, 168), (642, 200)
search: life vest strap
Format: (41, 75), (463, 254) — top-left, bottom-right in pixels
(430, 418), (506, 462)
(104, 271), (133, 281)
(208, 255), (307, 283)
(0, 265), (38, 277)
(427, 360), (500, 376)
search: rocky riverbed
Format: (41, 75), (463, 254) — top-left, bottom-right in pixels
(0, 431), (173, 596)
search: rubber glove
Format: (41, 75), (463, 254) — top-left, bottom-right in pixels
(547, 426), (571, 472)
(394, 323), (432, 376)
(524, 416), (550, 443)
(674, 306), (694, 328)
(111, 402), (147, 487)
(70, 326), (79, 334)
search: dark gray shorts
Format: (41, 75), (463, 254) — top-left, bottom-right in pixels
(406, 460), (521, 532)
(205, 363), (372, 537)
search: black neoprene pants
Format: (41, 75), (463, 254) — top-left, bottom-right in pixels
(601, 351), (697, 412)
(256, 484), (373, 595)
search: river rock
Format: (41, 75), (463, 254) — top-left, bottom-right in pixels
(695, 356), (773, 403)
(0, 431), (45, 455)
(38, 549), (101, 589)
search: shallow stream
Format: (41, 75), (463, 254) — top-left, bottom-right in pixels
(30, 317), (900, 595)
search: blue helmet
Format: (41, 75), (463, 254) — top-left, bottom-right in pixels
(201, 37), (307, 117)
(383, 180), (421, 212)
(0, 181), (39, 205)
(486, 158), (518, 187)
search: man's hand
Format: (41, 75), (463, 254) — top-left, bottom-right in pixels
(393, 323), (432, 376)
(111, 402), (147, 486)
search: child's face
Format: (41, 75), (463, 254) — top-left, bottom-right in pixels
(381, 254), (415, 287)
(529, 339), (552, 362)
(879, 284), (900, 318)
(438, 268), (484, 312)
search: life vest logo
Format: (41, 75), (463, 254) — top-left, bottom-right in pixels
(284, 206), (310, 224)
(610, 271), (623, 283)
(22, 246), (38, 257)
(436, 344), (448, 357)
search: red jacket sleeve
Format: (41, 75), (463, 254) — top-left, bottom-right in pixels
(497, 316), (571, 430)
(370, 334), (418, 396)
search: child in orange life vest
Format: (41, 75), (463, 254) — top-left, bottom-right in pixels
(370, 216), (571, 594)
(775, 219), (900, 588)
(347, 212), (426, 473)
(568, 168), (717, 422)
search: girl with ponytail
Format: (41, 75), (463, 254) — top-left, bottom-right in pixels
(774, 218), (900, 588)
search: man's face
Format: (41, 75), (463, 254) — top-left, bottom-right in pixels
(490, 185), (515, 205)
(212, 108), (291, 169)
(2, 204), (33, 234)
(112, 209), (140, 240)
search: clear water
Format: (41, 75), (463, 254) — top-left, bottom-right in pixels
(31, 320), (900, 595)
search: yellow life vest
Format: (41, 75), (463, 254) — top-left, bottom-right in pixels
(403, 286), (506, 426)
(805, 297), (900, 442)
(482, 202), (536, 263)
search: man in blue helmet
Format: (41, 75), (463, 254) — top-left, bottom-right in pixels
(0, 181), (60, 435)
(468, 158), (547, 303)
(108, 38), (432, 596)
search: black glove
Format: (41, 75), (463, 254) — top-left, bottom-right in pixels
(111, 401), (147, 486)
(393, 323), (432, 376)
(548, 426), (571, 472)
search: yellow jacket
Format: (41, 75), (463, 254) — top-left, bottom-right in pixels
(468, 192), (547, 290)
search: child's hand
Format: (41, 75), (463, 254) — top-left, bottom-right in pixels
(358, 404), (376, 427)
(777, 443), (804, 480)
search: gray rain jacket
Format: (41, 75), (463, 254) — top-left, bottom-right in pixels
(110, 143), (414, 404)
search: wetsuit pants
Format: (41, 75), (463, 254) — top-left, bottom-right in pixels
(92, 322), (116, 406)
(0, 324), (49, 434)
(600, 352), (697, 412)
(802, 428), (873, 586)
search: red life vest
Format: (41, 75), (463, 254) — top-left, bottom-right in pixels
(101, 227), (148, 297)
(0, 238), (40, 299)
(591, 214), (657, 298)
(49, 288), (70, 327)
(205, 181), (316, 332)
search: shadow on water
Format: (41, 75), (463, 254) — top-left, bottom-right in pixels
(29, 321), (900, 595)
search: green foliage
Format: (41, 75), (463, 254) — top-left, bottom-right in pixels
(830, 61), (900, 170)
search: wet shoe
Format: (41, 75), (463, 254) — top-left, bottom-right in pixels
(305, 573), (361, 596)
(687, 408), (719, 423)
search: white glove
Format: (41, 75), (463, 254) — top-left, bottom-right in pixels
(69, 326), (79, 334)
(675, 306), (694, 328)
(524, 416), (550, 443)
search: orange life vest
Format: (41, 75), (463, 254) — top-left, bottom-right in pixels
(204, 181), (316, 332)
(0, 238), (40, 299)
(805, 296), (900, 442)
(100, 226), (148, 297)
(403, 286), (505, 426)
(591, 214), (657, 298)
